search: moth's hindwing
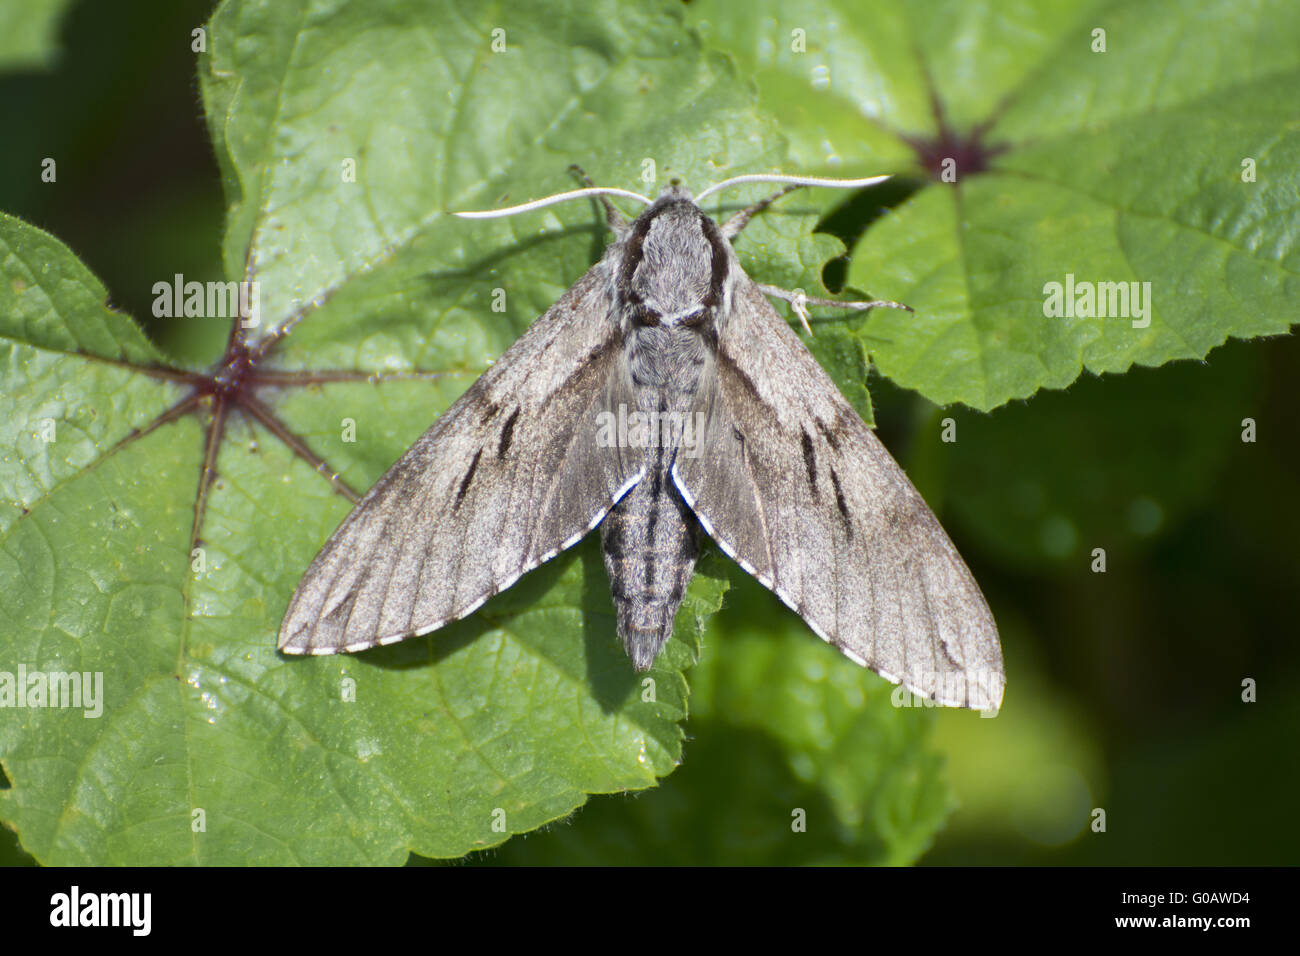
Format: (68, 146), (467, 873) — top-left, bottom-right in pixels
(673, 276), (1005, 710)
(279, 266), (643, 655)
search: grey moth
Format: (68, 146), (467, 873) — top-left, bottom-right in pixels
(279, 172), (1005, 711)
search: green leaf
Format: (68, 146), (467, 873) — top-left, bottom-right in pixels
(481, 566), (952, 865)
(689, 0), (1300, 409)
(0, 214), (177, 533)
(0, 0), (75, 70)
(0, 0), (862, 865)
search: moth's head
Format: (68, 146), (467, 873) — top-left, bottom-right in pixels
(656, 180), (695, 203)
(617, 190), (730, 329)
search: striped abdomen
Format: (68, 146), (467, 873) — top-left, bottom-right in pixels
(601, 450), (700, 670)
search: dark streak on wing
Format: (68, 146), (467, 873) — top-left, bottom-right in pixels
(828, 466), (852, 538)
(453, 447), (483, 509)
(800, 428), (818, 497)
(816, 418), (841, 452)
(497, 408), (519, 458)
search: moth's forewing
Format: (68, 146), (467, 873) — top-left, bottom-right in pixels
(278, 267), (642, 655)
(673, 275), (1004, 710)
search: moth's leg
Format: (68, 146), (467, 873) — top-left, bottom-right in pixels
(720, 184), (803, 239)
(719, 180), (912, 334)
(569, 163), (629, 237)
(756, 283), (912, 337)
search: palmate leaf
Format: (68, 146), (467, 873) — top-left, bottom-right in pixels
(0, 0), (857, 866)
(687, 0), (1300, 409)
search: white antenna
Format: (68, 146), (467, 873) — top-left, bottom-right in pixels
(454, 187), (653, 219)
(694, 173), (891, 203)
